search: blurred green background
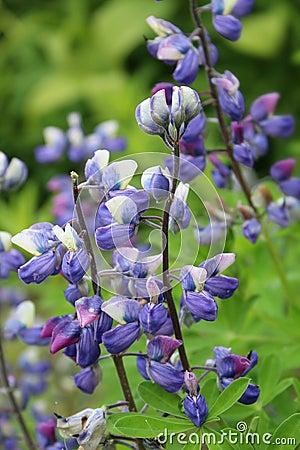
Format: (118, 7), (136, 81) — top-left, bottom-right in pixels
(1, 0), (300, 443)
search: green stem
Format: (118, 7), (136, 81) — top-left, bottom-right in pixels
(162, 142), (190, 371)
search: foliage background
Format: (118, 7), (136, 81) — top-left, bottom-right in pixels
(0, 0), (300, 443)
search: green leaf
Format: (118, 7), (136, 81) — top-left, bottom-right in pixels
(106, 413), (193, 438)
(166, 429), (201, 450)
(137, 381), (186, 418)
(203, 428), (236, 450)
(259, 354), (281, 405)
(208, 378), (250, 418)
(265, 413), (300, 449)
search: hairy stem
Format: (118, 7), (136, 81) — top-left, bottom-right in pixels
(162, 143), (190, 371)
(0, 326), (37, 450)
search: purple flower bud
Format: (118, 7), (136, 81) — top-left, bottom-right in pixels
(147, 336), (182, 363)
(169, 183), (191, 234)
(141, 166), (170, 201)
(75, 295), (103, 327)
(152, 82), (174, 105)
(233, 143), (256, 168)
(279, 178), (300, 200)
(267, 202), (289, 227)
(242, 218), (261, 244)
(64, 280), (90, 306)
(259, 116), (295, 138)
(135, 98), (165, 136)
(102, 321), (141, 354)
(250, 93), (280, 121)
(95, 223), (136, 251)
(184, 394), (208, 427)
(213, 15), (242, 41)
(184, 371), (199, 397)
(76, 327), (100, 368)
(50, 318), (82, 354)
(64, 343), (77, 361)
(204, 275), (239, 299)
(1, 157), (28, 191)
(74, 365), (102, 394)
(150, 89), (170, 128)
(185, 291), (218, 322)
(270, 159), (296, 183)
(61, 248), (90, 284)
(149, 361), (184, 393)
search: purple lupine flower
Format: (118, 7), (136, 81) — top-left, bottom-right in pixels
(19, 326), (51, 346)
(194, 221), (227, 247)
(212, 346), (260, 404)
(95, 189), (150, 250)
(101, 296), (142, 354)
(137, 336), (184, 393)
(169, 182), (191, 234)
(35, 127), (66, 163)
(12, 222), (65, 284)
(74, 365), (102, 394)
(267, 202), (290, 228)
(61, 248), (90, 284)
(209, 154), (232, 189)
(270, 159), (300, 200)
(184, 389), (208, 427)
(0, 151), (28, 192)
(180, 254), (238, 324)
(212, 71), (244, 120)
(146, 17), (217, 84)
(75, 295), (103, 327)
(250, 93), (295, 139)
(140, 303), (174, 336)
(242, 218), (261, 244)
(211, 0), (254, 41)
(141, 165), (170, 201)
(231, 121), (256, 167)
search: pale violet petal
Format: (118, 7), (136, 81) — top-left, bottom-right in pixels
(106, 196), (138, 225)
(174, 182), (189, 202)
(141, 254), (163, 275)
(92, 149), (110, 170)
(77, 408), (106, 449)
(53, 224), (82, 252)
(101, 296), (141, 324)
(188, 265), (207, 292)
(11, 229), (54, 256)
(102, 160), (138, 191)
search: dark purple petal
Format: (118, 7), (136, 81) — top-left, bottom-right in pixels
(173, 49), (199, 84)
(270, 159), (296, 183)
(95, 223), (136, 251)
(147, 335), (182, 362)
(91, 312), (113, 344)
(267, 203), (290, 227)
(75, 295), (103, 327)
(50, 319), (82, 354)
(137, 356), (150, 380)
(102, 321), (140, 354)
(250, 93), (280, 121)
(259, 115), (295, 138)
(18, 249), (59, 284)
(76, 328), (101, 368)
(233, 143), (255, 168)
(61, 249), (90, 284)
(74, 366), (102, 394)
(149, 361), (184, 393)
(185, 291), (218, 322)
(140, 303), (169, 335)
(213, 15), (242, 41)
(204, 275), (239, 299)
(279, 178), (300, 199)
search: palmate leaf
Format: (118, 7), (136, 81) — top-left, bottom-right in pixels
(207, 378), (250, 419)
(137, 381), (186, 418)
